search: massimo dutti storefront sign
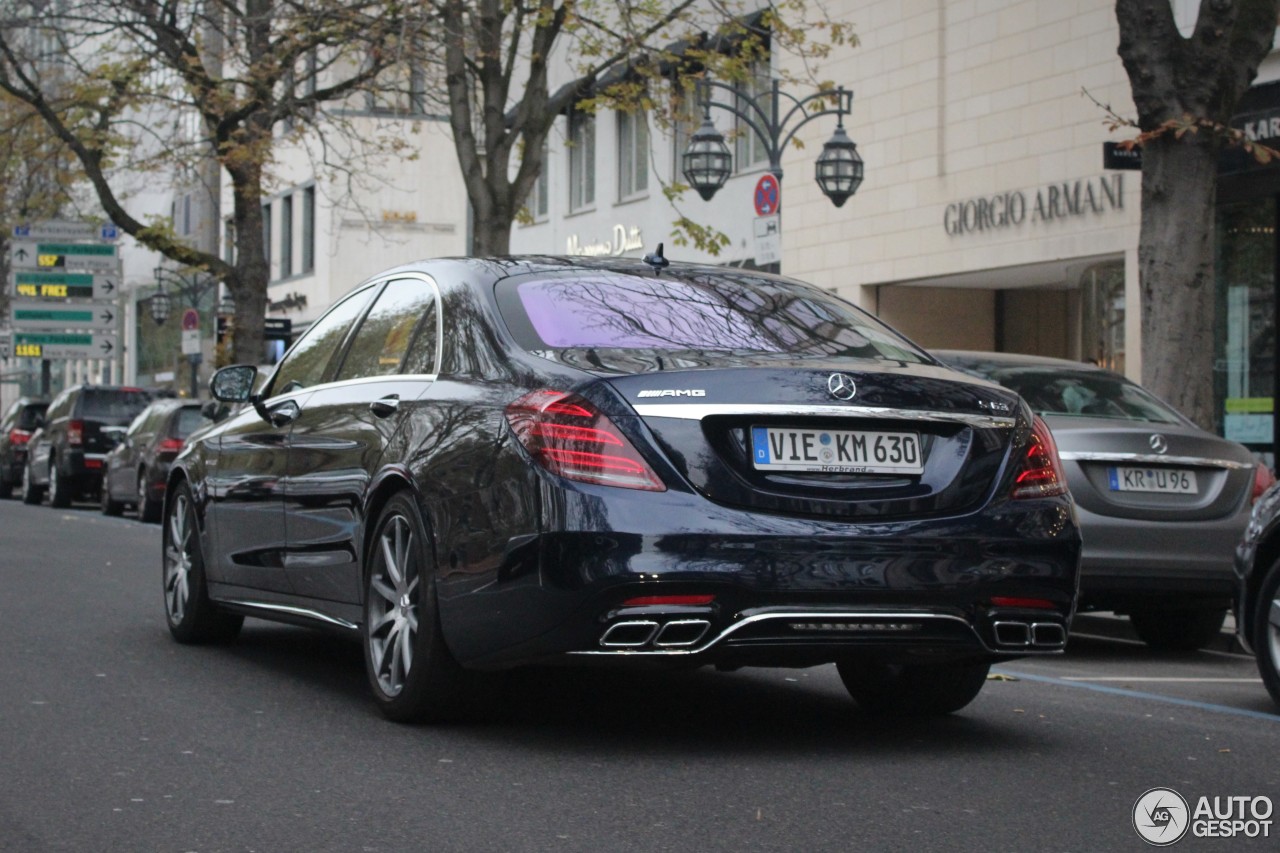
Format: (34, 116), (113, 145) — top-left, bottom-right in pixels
(944, 174), (1125, 237)
(566, 225), (644, 256)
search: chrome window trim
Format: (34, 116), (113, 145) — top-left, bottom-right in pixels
(1058, 451), (1252, 470)
(261, 373), (438, 405)
(631, 403), (1015, 429)
(221, 599), (357, 631)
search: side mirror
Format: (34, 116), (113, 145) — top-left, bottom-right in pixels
(210, 364), (258, 403)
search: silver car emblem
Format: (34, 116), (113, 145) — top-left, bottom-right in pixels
(1149, 433), (1168, 454)
(828, 373), (857, 401)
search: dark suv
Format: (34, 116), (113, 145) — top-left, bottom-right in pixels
(23, 385), (154, 507)
(0, 397), (49, 499)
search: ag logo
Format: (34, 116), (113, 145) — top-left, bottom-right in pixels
(1133, 787), (1189, 846)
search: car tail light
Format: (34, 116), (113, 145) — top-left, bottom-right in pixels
(7, 428), (31, 446)
(990, 596), (1055, 609)
(158, 437), (185, 456)
(83, 458), (102, 469)
(1253, 462), (1276, 504)
(67, 420), (84, 447)
(1011, 416), (1068, 499)
(622, 594), (716, 607)
(505, 390), (665, 491)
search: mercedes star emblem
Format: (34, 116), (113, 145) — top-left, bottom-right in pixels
(1149, 433), (1168, 454)
(828, 373), (857, 401)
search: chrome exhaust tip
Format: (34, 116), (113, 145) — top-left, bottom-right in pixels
(654, 619), (711, 648)
(600, 621), (659, 648)
(992, 620), (1031, 647)
(1031, 622), (1067, 648)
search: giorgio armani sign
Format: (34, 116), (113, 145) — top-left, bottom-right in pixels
(944, 174), (1124, 237)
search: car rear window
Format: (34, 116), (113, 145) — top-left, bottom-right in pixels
(501, 272), (929, 363)
(986, 368), (1183, 424)
(17, 404), (47, 430)
(173, 407), (206, 438)
(80, 389), (153, 421)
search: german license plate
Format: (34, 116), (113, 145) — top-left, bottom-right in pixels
(751, 426), (923, 474)
(1107, 467), (1197, 494)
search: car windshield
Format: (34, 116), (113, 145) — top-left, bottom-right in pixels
(983, 367), (1184, 424)
(81, 389), (153, 421)
(503, 272), (929, 363)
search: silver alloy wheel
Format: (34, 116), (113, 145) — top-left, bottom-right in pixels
(164, 492), (193, 625)
(48, 462), (58, 504)
(366, 514), (420, 697)
(138, 471), (147, 504)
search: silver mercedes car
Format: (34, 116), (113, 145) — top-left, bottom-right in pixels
(938, 351), (1271, 651)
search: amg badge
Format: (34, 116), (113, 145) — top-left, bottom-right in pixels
(637, 389), (706, 398)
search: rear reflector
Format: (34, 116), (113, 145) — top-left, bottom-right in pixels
(622, 594), (716, 607)
(506, 390), (665, 491)
(1011, 416), (1068, 499)
(990, 596), (1055, 610)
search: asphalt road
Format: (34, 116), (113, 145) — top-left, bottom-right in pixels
(2, 499), (1279, 852)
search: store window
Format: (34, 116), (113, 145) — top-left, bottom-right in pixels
(735, 61), (772, 172)
(1216, 198), (1275, 452)
(617, 110), (648, 200)
(1080, 262), (1126, 373)
(568, 111), (595, 211)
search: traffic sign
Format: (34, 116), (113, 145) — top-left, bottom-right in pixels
(12, 220), (119, 242)
(9, 240), (119, 271)
(0, 331), (10, 360)
(754, 214), (780, 265)
(754, 174), (780, 216)
(9, 300), (119, 332)
(181, 329), (201, 356)
(181, 308), (200, 331)
(9, 271), (120, 301)
(12, 331), (118, 360)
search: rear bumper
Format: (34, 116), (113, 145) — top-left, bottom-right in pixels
(1074, 504), (1246, 609)
(441, 485), (1081, 668)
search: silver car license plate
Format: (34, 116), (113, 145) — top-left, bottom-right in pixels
(1107, 466), (1197, 494)
(751, 426), (923, 474)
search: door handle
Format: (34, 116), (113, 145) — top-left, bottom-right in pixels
(370, 395), (400, 418)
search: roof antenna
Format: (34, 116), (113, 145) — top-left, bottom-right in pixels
(642, 242), (670, 276)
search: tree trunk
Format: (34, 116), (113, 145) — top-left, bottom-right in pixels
(1138, 132), (1219, 429)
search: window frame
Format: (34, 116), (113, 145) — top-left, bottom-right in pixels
(568, 111), (596, 212)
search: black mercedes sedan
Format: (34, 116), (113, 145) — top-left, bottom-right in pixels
(165, 254), (1081, 722)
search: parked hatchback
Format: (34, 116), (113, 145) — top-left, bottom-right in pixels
(164, 255), (1081, 722)
(0, 397), (49, 499)
(23, 385), (154, 507)
(937, 351), (1269, 651)
(101, 399), (206, 522)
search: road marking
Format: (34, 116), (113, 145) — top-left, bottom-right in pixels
(993, 669), (1280, 722)
(1060, 677), (1263, 683)
(1070, 631), (1256, 660)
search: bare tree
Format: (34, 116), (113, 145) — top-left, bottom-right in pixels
(1115, 0), (1279, 428)
(0, 0), (427, 363)
(426, 0), (852, 255)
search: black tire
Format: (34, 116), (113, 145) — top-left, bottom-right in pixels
(836, 659), (991, 715)
(100, 468), (125, 516)
(1129, 607), (1227, 652)
(163, 480), (243, 644)
(48, 459), (71, 508)
(21, 462), (44, 505)
(362, 492), (474, 723)
(0, 478), (12, 499)
(1250, 562), (1280, 710)
(138, 469), (161, 523)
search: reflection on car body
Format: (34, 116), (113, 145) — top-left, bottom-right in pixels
(163, 256), (1081, 722)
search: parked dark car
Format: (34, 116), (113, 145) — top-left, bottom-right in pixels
(0, 397), (49, 499)
(937, 351), (1268, 651)
(165, 256), (1081, 723)
(1235, 482), (1280, 710)
(23, 385), (154, 507)
(101, 399), (206, 522)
